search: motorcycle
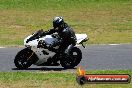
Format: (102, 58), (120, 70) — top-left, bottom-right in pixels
(14, 29), (88, 69)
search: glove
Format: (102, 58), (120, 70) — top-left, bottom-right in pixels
(26, 38), (32, 43)
(26, 39), (30, 43)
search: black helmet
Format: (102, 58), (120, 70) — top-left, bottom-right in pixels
(53, 16), (64, 28)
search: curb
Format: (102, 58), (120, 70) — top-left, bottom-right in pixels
(0, 47), (5, 48)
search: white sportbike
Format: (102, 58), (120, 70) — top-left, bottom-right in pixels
(14, 30), (88, 69)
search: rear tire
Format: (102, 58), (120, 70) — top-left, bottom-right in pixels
(60, 47), (82, 69)
(14, 48), (37, 69)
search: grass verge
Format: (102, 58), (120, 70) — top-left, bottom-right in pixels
(0, 70), (131, 88)
(0, 0), (132, 45)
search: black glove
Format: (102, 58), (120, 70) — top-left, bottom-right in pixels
(26, 39), (30, 43)
(26, 29), (44, 43)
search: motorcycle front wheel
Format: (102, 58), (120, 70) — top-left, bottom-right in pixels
(60, 47), (82, 69)
(14, 48), (37, 69)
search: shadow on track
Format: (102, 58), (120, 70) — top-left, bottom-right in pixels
(12, 67), (76, 71)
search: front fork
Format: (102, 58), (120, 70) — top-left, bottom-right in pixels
(25, 47), (35, 61)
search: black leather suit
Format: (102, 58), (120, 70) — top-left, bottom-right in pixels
(42, 23), (77, 54)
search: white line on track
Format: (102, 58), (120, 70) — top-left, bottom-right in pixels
(0, 47), (5, 48)
(108, 44), (120, 46)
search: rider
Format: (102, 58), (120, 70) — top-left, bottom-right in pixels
(38, 16), (77, 55)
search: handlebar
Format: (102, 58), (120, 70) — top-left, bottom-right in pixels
(26, 29), (44, 43)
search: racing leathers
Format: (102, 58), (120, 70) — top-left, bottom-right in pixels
(40, 23), (77, 54)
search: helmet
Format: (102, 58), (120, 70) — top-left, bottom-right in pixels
(53, 16), (64, 28)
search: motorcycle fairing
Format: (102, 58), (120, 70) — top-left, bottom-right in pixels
(24, 33), (88, 65)
(24, 34), (88, 47)
(75, 34), (88, 44)
(32, 48), (56, 65)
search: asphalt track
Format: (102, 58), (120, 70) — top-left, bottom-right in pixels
(0, 44), (132, 72)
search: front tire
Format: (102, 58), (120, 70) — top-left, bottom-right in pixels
(14, 48), (37, 69)
(60, 47), (82, 69)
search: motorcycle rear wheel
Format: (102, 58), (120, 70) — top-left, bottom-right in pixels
(14, 48), (37, 69)
(60, 47), (82, 69)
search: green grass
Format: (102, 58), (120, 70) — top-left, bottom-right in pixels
(0, 70), (131, 88)
(0, 0), (132, 46)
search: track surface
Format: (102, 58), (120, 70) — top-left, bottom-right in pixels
(0, 44), (132, 72)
